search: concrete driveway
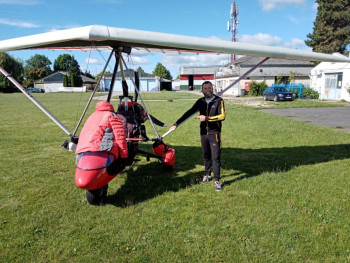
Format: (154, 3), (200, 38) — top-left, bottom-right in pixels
(261, 107), (350, 133)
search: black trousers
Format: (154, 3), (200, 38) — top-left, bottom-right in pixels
(200, 133), (221, 181)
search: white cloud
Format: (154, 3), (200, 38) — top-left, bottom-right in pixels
(285, 38), (306, 48)
(312, 3), (318, 11)
(0, 18), (39, 28)
(240, 33), (306, 49)
(0, 0), (40, 5)
(287, 15), (299, 24)
(161, 53), (230, 69)
(84, 58), (101, 65)
(128, 56), (152, 65)
(258, 0), (306, 11)
(240, 33), (284, 46)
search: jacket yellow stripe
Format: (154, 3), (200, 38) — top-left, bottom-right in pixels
(208, 100), (225, 122)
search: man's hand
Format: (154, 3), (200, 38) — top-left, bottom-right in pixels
(169, 125), (177, 131)
(195, 115), (207, 122)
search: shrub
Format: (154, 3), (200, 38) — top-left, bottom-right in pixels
(288, 88), (299, 99)
(302, 88), (319, 99)
(248, 81), (267, 96)
(258, 81), (268, 95)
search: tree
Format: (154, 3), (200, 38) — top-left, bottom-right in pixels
(23, 54), (52, 88)
(305, 0), (350, 54)
(24, 54), (52, 77)
(70, 73), (76, 87)
(63, 74), (68, 87)
(81, 71), (94, 79)
(54, 54), (82, 86)
(0, 52), (23, 92)
(136, 66), (144, 73)
(248, 81), (267, 96)
(23, 67), (50, 88)
(152, 63), (172, 80)
(288, 71), (296, 84)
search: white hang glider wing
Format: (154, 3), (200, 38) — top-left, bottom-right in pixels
(0, 25), (350, 63)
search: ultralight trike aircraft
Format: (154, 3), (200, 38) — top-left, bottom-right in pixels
(1, 25), (349, 205)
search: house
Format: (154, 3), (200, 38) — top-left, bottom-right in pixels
(310, 53), (350, 101)
(172, 78), (180, 91)
(179, 66), (220, 90)
(34, 71), (95, 92)
(215, 56), (314, 96)
(101, 69), (172, 92)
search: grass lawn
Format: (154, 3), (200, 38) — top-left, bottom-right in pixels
(1, 92), (350, 262)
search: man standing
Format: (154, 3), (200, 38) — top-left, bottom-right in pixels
(169, 81), (225, 191)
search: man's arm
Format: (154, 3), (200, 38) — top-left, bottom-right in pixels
(208, 99), (225, 122)
(170, 99), (201, 130)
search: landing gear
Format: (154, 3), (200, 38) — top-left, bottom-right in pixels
(86, 184), (108, 205)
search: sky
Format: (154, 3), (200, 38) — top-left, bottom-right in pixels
(0, 0), (319, 78)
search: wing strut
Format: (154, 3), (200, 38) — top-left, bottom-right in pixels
(217, 57), (270, 96)
(72, 48), (115, 137)
(120, 55), (162, 139)
(0, 66), (72, 136)
(107, 49), (122, 103)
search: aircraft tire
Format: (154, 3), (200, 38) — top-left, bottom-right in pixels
(86, 184), (108, 205)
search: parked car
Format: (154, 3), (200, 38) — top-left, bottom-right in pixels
(263, 86), (295, 102)
(27, 88), (45, 93)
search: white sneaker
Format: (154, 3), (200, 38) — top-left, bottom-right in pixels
(214, 181), (223, 191)
(201, 175), (212, 183)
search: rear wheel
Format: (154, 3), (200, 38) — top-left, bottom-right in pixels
(86, 184), (108, 205)
(273, 96), (278, 102)
(263, 95), (267, 101)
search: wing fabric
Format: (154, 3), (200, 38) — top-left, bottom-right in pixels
(0, 25), (349, 63)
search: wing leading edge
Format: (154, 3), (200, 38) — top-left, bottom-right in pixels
(0, 25), (349, 63)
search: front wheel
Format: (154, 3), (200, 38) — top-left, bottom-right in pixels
(273, 96), (278, 102)
(86, 184), (108, 205)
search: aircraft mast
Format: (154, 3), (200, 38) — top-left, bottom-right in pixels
(227, 0), (239, 62)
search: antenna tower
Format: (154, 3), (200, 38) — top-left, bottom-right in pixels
(227, 0), (239, 62)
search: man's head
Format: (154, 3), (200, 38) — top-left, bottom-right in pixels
(201, 81), (214, 99)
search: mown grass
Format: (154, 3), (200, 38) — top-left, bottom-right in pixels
(1, 92), (350, 262)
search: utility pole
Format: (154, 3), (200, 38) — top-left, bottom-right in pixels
(227, 0), (239, 63)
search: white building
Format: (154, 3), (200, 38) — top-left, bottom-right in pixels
(179, 66), (220, 90)
(215, 56), (314, 96)
(102, 69), (172, 92)
(34, 71), (93, 92)
(310, 53), (350, 101)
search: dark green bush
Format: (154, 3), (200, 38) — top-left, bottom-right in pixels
(302, 88), (319, 99)
(248, 81), (267, 96)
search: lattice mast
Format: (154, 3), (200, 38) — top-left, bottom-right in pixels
(227, 0), (239, 62)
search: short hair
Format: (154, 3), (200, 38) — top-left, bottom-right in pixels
(201, 81), (213, 90)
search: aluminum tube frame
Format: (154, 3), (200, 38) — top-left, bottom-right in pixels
(72, 49), (114, 137)
(0, 66), (72, 136)
(107, 50), (121, 103)
(120, 55), (161, 139)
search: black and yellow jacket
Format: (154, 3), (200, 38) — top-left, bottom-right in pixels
(174, 95), (225, 135)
